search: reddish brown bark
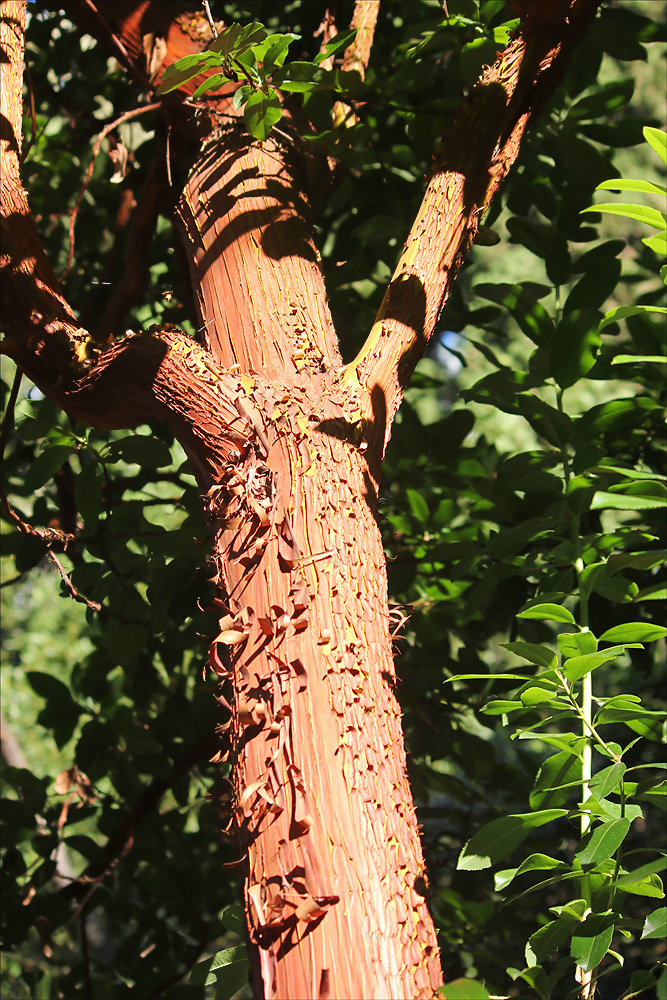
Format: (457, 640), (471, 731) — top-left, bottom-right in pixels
(1, 2), (601, 997)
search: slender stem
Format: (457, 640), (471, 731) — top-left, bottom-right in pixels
(554, 667), (620, 763)
(557, 385), (595, 976)
(202, 1), (218, 38)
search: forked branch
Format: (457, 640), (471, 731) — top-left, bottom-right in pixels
(344, 0), (602, 453)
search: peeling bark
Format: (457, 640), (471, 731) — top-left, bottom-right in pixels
(1, 2), (603, 996)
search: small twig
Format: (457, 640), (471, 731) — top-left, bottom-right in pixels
(166, 121), (173, 188)
(64, 102), (161, 276)
(0, 487), (76, 547)
(46, 551), (102, 612)
(202, 1), (219, 38)
(82, 0), (134, 69)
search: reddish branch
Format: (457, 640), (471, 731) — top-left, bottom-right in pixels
(343, 0), (602, 456)
(331, 0), (380, 130)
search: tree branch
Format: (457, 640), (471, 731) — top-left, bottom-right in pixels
(0, 4), (258, 486)
(343, 0), (602, 455)
(332, 0), (380, 129)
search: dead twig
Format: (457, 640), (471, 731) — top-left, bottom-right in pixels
(46, 550), (102, 612)
(202, 0), (219, 38)
(64, 101), (160, 276)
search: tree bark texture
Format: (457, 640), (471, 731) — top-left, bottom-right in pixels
(0, 2), (602, 996)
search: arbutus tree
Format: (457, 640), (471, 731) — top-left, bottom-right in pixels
(0, 1), (604, 997)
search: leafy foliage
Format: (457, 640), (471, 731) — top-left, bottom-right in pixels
(1, 3), (665, 999)
(156, 20), (362, 140)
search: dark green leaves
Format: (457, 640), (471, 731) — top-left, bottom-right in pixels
(458, 811), (568, 870)
(576, 817), (631, 866)
(570, 913), (615, 972)
(154, 19), (360, 141)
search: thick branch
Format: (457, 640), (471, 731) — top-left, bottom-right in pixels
(344, 0), (602, 454)
(1, 2), (262, 486)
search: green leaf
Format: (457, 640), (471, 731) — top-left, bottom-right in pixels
(243, 89), (282, 141)
(209, 21), (266, 57)
(495, 853), (568, 891)
(314, 29), (357, 65)
(599, 304), (667, 332)
(272, 61), (327, 93)
(596, 701), (666, 740)
(192, 72), (231, 99)
(642, 907), (667, 940)
(595, 177), (667, 196)
(567, 79), (634, 121)
(440, 979), (489, 1000)
(207, 23), (242, 57)
(616, 873), (665, 898)
(25, 672), (83, 749)
(530, 749), (583, 809)
(457, 810), (568, 870)
(570, 913), (615, 972)
(558, 631), (598, 658)
(156, 53), (219, 94)
(599, 623), (667, 643)
(445, 674), (531, 683)
(520, 686), (559, 706)
(613, 857), (667, 888)
(563, 651), (621, 684)
(591, 491), (667, 511)
(550, 898), (588, 920)
(552, 309), (602, 388)
(644, 126), (667, 165)
(611, 353), (667, 364)
(190, 945), (249, 991)
(406, 488), (429, 523)
(74, 461), (103, 533)
(501, 641), (557, 669)
(24, 445), (72, 491)
(589, 763), (626, 799)
(517, 603), (575, 624)
(233, 84), (254, 110)
(256, 32), (299, 68)
(526, 915), (578, 965)
(105, 435), (173, 469)
(576, 817), (631, 866)
(582, 202), (667, 230)
(481, 699), (527, 716)
(474, 282), (554, 346)
(643, 231), (667, 255)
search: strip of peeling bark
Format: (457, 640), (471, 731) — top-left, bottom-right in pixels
(343, 0), (602, 456)
(331, 0), (380, 129)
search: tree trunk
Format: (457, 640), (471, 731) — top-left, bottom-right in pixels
(171, 113), (442, 996)
(0, 2), (603, 996)
(208, 402), (441, 998)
